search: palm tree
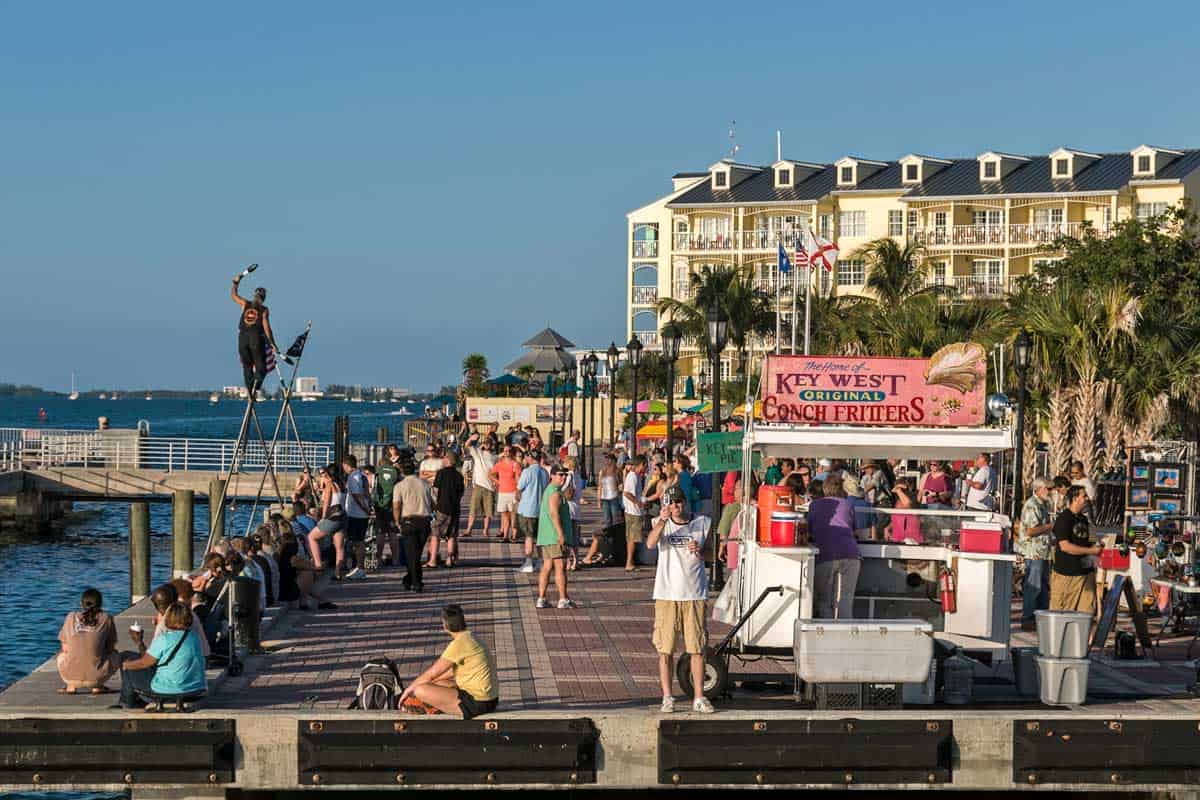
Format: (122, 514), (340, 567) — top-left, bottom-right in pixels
(514, 364), (536, 396)
(854, 238), (945, 306)
(461, 353), (489, 396)
(655, 264), (774, 372)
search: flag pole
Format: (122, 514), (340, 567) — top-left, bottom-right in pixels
(804, 263), (812, 355)
(790, 260), (798, 354)
(774, 243), (782, 355)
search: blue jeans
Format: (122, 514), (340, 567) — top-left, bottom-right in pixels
(1022, 558), (1050, 622)
(602, 498), (622, 528)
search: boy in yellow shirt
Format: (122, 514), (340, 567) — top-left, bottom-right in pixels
(400, 605), (499, 718)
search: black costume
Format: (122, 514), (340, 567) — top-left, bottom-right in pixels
(238, 301), (268, 393)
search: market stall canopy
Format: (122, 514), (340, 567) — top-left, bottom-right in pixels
(487, 373), (525, 386)
(732, 401), (765, 419)
(621, 399), (668, 414)
(747, 424), (1014, 461)
(636, 420), (668, 440)
(682, 401), (711, 414)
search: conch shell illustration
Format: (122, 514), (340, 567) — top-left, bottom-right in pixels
(924, 342), (986, 394)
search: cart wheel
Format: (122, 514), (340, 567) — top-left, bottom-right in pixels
(676, 649), (728, 700)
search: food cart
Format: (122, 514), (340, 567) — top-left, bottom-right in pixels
(688, 345), (1020, 702)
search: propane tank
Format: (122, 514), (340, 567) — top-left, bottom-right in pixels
(939, 567), (957, 614)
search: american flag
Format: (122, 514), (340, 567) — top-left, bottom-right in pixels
(264, 342), (276, 374)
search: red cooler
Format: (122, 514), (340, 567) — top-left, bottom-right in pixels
(769, 511), (800, 547)
(757, 484), (794, 544)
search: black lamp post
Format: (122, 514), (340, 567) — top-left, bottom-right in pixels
(606, 342), (619, 449)
(661, 322), (682, 457)
(558, 365), (571, 450)
(1013, 328), (1032, 515)
(584, 353), (598, 480)
(549, 369), (558, 450)
(699, 363), (707, 405)
(707, 305), (729, 585)
(566, 364), (575, 456)
(627, 334), (643, 457)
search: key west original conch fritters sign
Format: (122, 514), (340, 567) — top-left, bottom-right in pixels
(761, 342), (987, 427)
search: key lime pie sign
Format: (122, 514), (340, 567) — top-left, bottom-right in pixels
(762, 343), (987, 427)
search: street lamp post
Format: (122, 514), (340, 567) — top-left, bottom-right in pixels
(627, 334), (643, 457)
(606, 342), (619, 450)
(1013, 328), (1032, 516)
(706, 305), (729, 585)
(661, 323), (682, 457)
(558, 366), (571, 451)
(549, 370), (558, 450)
(584, 353), (599, 480)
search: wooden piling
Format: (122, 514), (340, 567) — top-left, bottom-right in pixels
(129, 502), (151, 603)
(172, 489), (194, 578)
(209, 478), (227, 543)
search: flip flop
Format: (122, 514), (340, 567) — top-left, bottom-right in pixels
(57, 688), (78, 695)
(90, 687), (114, 695)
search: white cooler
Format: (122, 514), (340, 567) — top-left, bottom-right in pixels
(794, 619), (934, 684)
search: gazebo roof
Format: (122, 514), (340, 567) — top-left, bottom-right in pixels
(522, 328), (575, 349)
(504, 348), (576, 374)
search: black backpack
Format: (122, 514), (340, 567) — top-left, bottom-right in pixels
(348, 657), (404, 710)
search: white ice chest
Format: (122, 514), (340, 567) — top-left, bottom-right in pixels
(795, 619), (935, 684)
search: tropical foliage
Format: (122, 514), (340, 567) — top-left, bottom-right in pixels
(460, 353), (490, 397)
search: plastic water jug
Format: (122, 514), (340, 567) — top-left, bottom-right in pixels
(757, 485), (793, 544)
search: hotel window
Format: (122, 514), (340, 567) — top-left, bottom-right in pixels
(778, 169), (791, 185)
(931, 261), (947, 285)
(632, 310), (657, 332)
(840, 166), (854, 184)
(933, 211), (947, 229)
(713, 171), (728, 188)
(818, 214), (832, 239)
(837, 259), (865, 286)
(1103, 206), (1113, 229)
(888, 210), (904, 237)
(839, 210), (866, 237)
(907, 210), (918, 233)
(1033, 207), (1064, 227)
(1136, 202), (1168, 221)
(905, 163), (919, 182)
(1137, 155), (1152, 173)
(1055, 158), (1070, 177)
(983, 161), (998, 179)
(632, 223), (658, 258)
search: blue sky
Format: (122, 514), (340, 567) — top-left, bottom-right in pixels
(2, 0), (1197, 392)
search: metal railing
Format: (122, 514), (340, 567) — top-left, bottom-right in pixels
(0, 428), (332, 473)
(950, 275), (1017, 299)
(912, 221), (1109, 248)
(741, 230), (806, 250)
(632, 285), (658, 305)
(633, 330), (659, 348)
(632, 241), (659, 258)
(672, 232), (735, 251)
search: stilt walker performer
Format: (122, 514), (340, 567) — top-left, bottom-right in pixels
(230, 265), (279, 395)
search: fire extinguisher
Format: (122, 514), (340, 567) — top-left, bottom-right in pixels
(939, 567), (957, 614)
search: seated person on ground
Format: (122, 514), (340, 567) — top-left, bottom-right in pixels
(276, 526), (336, 611)
(156, 582), (211, 658)
(120, 602), (207, 709)
(56, 587), (120, 694)
(399, 605), (498, 718)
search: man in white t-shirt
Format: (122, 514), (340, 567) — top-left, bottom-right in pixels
(342, 455), (373, 580)
(646, 486), (714, 714)
(566, 431), (581, 460)
(622, 457), (647, 572)
(462, 433), (497, 537)
(964, 452), (996, 511)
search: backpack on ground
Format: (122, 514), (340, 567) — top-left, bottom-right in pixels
(348, 656), (404, 710)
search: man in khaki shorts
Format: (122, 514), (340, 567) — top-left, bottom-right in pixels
(646, 487), (714, 714)
(622, 456), (647, 571)
(535, 466), (575, 609)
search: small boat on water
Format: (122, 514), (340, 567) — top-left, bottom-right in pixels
(68, 373), (79, 401)
(209, 393), (220, 404)
(37, 408), (48, 422)
(145, 393), (153, 401)
(98, 393), (107, 400)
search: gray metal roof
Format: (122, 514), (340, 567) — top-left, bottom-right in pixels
(666, 149), (1200, 206)
(521, 328), (575, 349)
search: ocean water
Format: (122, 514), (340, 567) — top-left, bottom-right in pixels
(0, 395), (425, 690)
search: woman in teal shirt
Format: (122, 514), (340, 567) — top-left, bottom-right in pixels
(120, 602), (207, 708)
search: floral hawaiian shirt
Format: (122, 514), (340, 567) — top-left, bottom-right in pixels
(1015, 494), (1053, 560)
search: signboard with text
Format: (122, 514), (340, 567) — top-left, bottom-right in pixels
(761, 343), (987, 427)
(696, 431), (762, 474)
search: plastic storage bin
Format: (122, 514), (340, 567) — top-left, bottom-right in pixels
(795, 620), (933, 684)
(1035, 610), (1093, 658)
(1035, 655), (1089, 706)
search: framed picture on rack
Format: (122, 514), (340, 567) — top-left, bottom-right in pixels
(1153, 466), (1184, 492)
(1132, 463), (1150, 481)
(1154, 497), (1182, 515)
(1128, 487), (1151, 508)
(1129, 512), (1150, 530)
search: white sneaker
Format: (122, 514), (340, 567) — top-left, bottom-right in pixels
(556, 598), (576, 609)
(660, 696), (675, 713)
(518, 558), (535, 574)
(692, 698), (715, 714)
(345, 567), (366, 581)
(535, 597), (549, 609)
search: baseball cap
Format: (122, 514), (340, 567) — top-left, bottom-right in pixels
(665, 487), (688, 505)
(552, 465), (569, 475)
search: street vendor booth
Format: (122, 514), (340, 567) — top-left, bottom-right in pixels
(698, 343), (1017, 704)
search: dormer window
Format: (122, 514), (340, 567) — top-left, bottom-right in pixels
(1137, 155), (1152, 173)
(840, 166), (854, 184)
(713, 171), (728, 189)
(778, 169), (791, 185)
(983, 161), (998, 180)
(904, 163), (919, 182)
(1054, 158), (1070, 177)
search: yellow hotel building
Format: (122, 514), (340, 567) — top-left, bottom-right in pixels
(626, 144), (1200, 377)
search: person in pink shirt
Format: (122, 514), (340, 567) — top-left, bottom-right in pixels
(887, 480), (924, 544)
(918, 461), (954, 510)
(489, 447), (522, 541)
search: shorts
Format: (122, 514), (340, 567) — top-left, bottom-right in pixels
(517, 515), (538, 540)
(1050, 570), (1097, 614)
(375, 506), (394, 531)
(345, 516), (369, 544)
(497, 492), (517, 513)
(470, 487), (496, 517)
(539, 543), (565, 560)
(601, 497), (622, 527)
(316, 517), (344, 535)
(435, 510), (460, 539)
(653, 599), (708, 655)
(457, 689), (499, 720)
(625, 513), (645, 544)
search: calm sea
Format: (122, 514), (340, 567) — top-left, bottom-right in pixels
(0, 395), (425, 690)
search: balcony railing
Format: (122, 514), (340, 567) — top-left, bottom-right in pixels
(633, 330), (659, 347)
(632, 286), (658, 305)
(672, 232), (735, 251)
(912, 221), (1108, 248)
(741, 230), (806, 250)
(633, 241), (659, 258)
(949, 275), (1018, 299)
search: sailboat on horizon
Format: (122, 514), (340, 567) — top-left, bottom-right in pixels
(68, 373), (79, 401)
